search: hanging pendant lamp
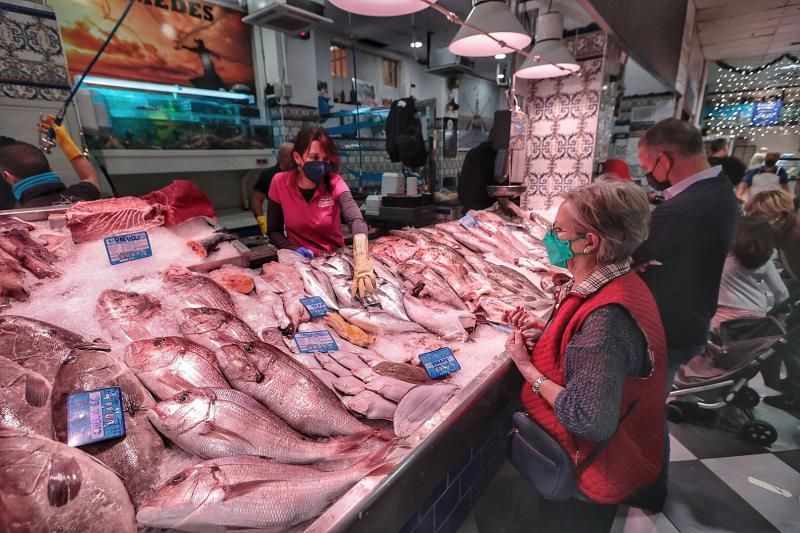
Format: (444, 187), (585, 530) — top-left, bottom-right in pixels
(515, 11), (579, 79)
(328, 0), (435, 17)
(448, 0), (531, 57)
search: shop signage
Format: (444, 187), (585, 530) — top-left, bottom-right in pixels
(67, 387), (126, 447)
(300, 296), (330, 318)
(294, 331), (338, 354)
(418, 347), (461, 379)
(50, 0), (255, 92)
(104, 231), (153, 265)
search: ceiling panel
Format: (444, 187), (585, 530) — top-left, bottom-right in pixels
(696, 0), (788, 22)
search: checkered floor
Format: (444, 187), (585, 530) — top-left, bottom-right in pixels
(612, 374), (800, 533)
(458, 373), (800, 533)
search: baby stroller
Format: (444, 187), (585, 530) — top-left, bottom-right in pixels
(667, 296), (798, 446)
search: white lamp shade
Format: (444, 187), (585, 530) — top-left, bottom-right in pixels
(515, 40), (579, 79)
(449, 1), (531, 57)
(328, 0), (435, 16)
(515, 11), (578, 79)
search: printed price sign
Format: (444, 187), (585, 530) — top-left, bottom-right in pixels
(294, 330), (338, 354)
(67, 387), (126, 447)
(104, 231), (152, 265)
(300, 296), (330, 318)
(418, 347), (461, 379)
(460, 214), (478, 229)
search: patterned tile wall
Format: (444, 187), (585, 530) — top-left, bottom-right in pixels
(0, 0), (69, 101)
(519, 31), (608, 210)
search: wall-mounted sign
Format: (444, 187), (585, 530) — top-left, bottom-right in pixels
(50, 0), (255, 92)
(751, 101), (783, 127)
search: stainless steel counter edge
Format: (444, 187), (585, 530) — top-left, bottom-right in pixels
(306, 353), (523, 533)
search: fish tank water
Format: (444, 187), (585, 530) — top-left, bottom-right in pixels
(79, 78), (272, 150)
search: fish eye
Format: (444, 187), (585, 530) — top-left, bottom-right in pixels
(170, 472), (185, 484)
(176, 392), (190, 403)
(154, 338), (166, 347)
(244, 345), (254, 354)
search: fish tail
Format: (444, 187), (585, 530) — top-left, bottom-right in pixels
(357, 440), (397, 474)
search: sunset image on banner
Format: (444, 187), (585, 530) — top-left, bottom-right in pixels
(50, 0), (255, 91)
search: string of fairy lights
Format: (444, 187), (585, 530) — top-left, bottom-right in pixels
(703, 54), (800, 140)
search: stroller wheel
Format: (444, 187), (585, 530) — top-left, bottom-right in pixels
(666, 403), (684, 423)
(731, 386), (760, 409)
(738, 420), (778, 446)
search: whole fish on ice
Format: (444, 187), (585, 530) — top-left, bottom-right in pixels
(137, 448), (393, 532)
(51, 349), (166, 506)
(148, 387), (379, 464)
(163, 264), (237, 314)
(0, 356), (52, 437)
(343, 390), (397, 421)
(125, 336), (229, 400)
(0, 228), (59, 278)
(178, 307), (259, 350)
(96, 289), (163, 342)
(394, 384), (459, 438)
(403, 288), (476, 342)
(339, 307), (427, 335)
(216, 341), (373, 437)
(0, 428), (137, 533)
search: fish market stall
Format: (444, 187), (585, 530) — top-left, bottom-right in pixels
(0, 197), (559, 532)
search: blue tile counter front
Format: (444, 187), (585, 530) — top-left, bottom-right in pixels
(399, 402), (517, 533)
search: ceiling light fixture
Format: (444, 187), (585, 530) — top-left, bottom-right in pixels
(515, 11), (579, 79)
(495, 53), (507, 60)
(410, 41), (423, 48)
(448, 0), (531, 57)
(328, 0), (436, 17)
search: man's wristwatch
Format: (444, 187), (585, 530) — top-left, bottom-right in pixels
(531, 375), (549, 397)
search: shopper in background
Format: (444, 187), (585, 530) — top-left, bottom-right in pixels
(251, 142), (294, 237)
(737, 152), (790, 200)
(712, 217), (788, 331)
(707, 138), (747, 187)
(0, 116), (100, 208)
(504, 180), (666, 532)
(634, 118), (739, 390)
(600, 158), (632, 181)
(267, 127), (376, 298)
(745, 190), (800, 412)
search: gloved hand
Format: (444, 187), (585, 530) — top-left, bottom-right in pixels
(40, 115), (83, 161)
(296, 247), (315, 260)
(352, 233), (376, 299)
(256, 215), (267, 237)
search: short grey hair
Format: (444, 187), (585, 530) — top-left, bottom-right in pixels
(563, 180), (651, 264)
(640, 118), (705, 157)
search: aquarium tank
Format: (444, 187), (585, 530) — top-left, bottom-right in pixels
(80, 77), (272, 150)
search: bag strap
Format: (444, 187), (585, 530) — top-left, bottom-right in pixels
(575, 399), (639, 473)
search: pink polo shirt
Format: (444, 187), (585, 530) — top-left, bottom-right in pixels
(268, 170), (350, 255)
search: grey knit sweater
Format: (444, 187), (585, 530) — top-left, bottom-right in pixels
(552, 304), (649, 442)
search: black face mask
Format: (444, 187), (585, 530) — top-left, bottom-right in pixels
(645, 155), (672, 192)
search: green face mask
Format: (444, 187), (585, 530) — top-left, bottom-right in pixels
(543, 229), (586, 268)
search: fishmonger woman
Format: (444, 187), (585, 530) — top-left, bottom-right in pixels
(267, 127), (376, 298)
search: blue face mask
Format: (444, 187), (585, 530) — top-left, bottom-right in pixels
(302, 161), (329, 186)
(10, 171), (63, 201)
(543, 229), (586, 268)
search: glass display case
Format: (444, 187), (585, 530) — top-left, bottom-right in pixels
(78, 77), (272, 150)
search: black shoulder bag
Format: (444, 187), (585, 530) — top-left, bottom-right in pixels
(509, 401), (638, 501)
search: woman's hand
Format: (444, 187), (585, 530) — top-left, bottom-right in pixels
(505, 329), (539, 382)
(503, 306), (546, 331)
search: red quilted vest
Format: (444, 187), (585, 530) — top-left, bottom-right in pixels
(520, 271), (667, 504)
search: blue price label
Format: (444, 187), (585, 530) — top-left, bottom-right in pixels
(418, 347), (461, 379)
(104, 231), (152, 265)
(294, 330), (338, 353)
(460, 214), (478, 229)
(66, 387), (126, 447)
(300, 296), (330, 318)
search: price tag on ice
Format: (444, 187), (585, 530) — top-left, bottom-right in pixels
(300, 296), (330, 318)
(294, 330), (338, 353)
(66, 387), (126, 447)
(104, 231), (152, 265)
(459, 214), (478, 229)
(418, 347), (461, 379)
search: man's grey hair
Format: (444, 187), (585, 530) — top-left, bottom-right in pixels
(640, 118), (705, 157)
(563, 180), (651, 264)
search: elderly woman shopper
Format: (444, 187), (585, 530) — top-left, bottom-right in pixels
(503, 180), (667, 532)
